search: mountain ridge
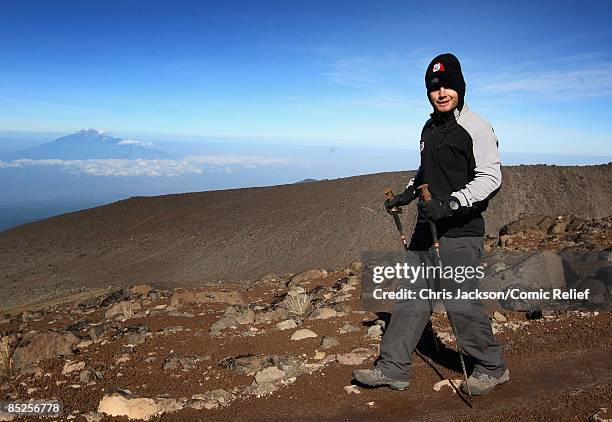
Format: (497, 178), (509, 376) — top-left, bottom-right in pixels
(0, 164), (610, 310)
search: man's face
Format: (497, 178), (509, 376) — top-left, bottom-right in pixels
(428, 86), (459, 113)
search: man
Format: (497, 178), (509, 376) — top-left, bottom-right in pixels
(353, 53), (508, 395)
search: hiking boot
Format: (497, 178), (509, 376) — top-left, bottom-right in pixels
(461, 368), (510, 395)
(353, 367), (410, 390)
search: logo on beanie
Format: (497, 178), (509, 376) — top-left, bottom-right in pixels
(432, 62), (445, 72)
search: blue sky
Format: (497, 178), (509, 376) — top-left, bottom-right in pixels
(1, 0), (611, 158)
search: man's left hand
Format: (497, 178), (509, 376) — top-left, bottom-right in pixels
(418, 196), (453, 221)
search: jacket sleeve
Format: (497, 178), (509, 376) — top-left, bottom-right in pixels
(452, 117), (502, 207)
(406, 166), (422, 191)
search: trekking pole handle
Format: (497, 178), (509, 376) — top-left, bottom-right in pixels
(384, 187), (408, 250)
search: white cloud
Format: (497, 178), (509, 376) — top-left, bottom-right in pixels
(117, 139), (153, 147)
(0, 155), (297, 177)
(472, 53), (612, 100)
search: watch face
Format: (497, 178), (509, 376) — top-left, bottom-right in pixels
(450, 199), (459, 210)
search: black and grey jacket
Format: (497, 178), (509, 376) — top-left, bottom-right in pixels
(408, 103), (502, 239)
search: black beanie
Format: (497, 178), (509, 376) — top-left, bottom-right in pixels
(425, 53), (466, 109)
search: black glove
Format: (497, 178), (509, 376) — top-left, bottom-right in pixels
(384, 187), (416, 214)
(418, 195), (460, 221)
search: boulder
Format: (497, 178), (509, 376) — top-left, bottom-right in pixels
(501, 215), (555, 235)
(575, 278), (607, 304)
(105, 300), (142, 319)
(289, 269), (328, 286)
(290, 329), (318, 341)
(255, 366), (286, 385)
(220, 354), (267, 375)
(12, 331), (79, 372)
(209, 306), (255, 336)
(130, 285), (152, 296)
(97, 392), (183, 421)
(484, 250), (577, 293)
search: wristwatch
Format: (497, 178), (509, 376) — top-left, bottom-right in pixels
(449, 197), (460, 211)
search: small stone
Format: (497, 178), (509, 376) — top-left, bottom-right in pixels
(290, 329), (317, 340)
(343, 385), (361, 395)
(255, 366), (286, 385)
(287, 286), (306, 297)
(79, 370), (91, 383)
(493, 311), (507, 323)
(339, 324), (360, 334)
(314, 351), (326, 360)
(62, 361), (86, 375)
(130, 285), (152, 296)
(76, 340), (93, 349)
(309, 308), (338, 320)
(366, 325), (383, 338)
(276, 320), (298, 331)
(82, 412), (104, 422)
(337, 349), (371, 365)
(320, 336), (340, 350)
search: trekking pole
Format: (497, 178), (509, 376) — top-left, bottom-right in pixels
(417, 184), (473, 407)
(384, 188), (408, 250)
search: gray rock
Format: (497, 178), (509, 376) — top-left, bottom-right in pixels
(163, 355), (207, 371)
(309, 308), (338, 320)
(209, 306), (256, 336)
(337, 348), (372, 365)
(366, 325), (383, 338)
(493, 311), (507, 323)
(290, 329), (317, 340)
(220, 354), (267, 375)
(254, 308), (288, 324)
(320, 336), (340, 350)
(276, 320), (298, 330)
(289, 269), (328, 286)
(12, 331), (79, 372)
(484, 251), (577, 303)
(576, 278), (607, 304)
(255, 366), (286, 384)
(339, 324), (360, 334)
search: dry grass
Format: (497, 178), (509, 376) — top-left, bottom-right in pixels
(0, 335), (12, 377)
(283, 293), (312, 316)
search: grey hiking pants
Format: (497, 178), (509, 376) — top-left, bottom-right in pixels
(375, 236), (506, 382)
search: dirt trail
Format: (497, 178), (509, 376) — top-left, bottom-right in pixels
(1, 268), (610, 421)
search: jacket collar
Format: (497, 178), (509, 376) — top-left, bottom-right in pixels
(430, 103), (467, 124)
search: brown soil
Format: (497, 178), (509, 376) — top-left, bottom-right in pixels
(1, 270), (610, 421)
(1, 164), (611, 310)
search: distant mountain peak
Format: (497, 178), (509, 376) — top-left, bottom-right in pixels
(0, 129), (170, 160)
(74, 129), (116, 142)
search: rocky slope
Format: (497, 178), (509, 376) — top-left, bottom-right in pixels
(0, 254), (610, 421)
(1, 164), (611, 310)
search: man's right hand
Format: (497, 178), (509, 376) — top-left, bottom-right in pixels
(384, 187), (416, 214)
